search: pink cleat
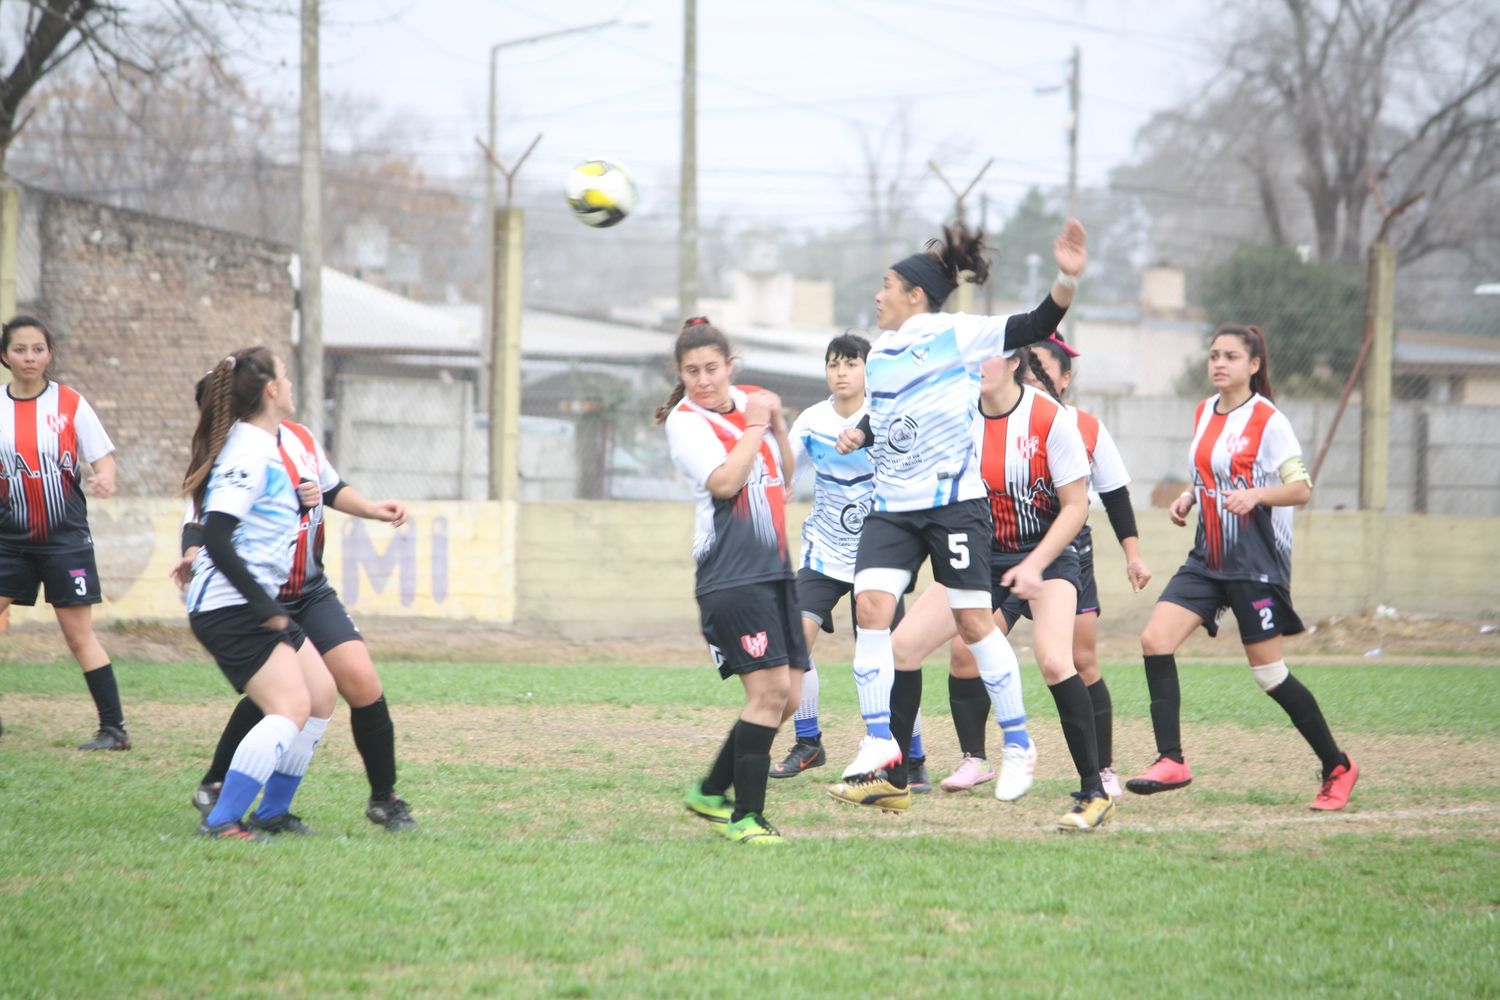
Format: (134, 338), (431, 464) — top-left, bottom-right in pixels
(939, 754), (996, 793)
(1309, 758), (1358, 811)
(1125, 755), (1193, 795)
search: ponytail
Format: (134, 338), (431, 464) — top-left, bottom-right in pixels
(655, 317), (734, 424)
(1019, 347), (1064, 402)
(182, 347), (279, 515)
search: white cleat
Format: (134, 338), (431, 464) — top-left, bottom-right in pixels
(994, 742), (1037, 802)
(841, 735), (902, 779)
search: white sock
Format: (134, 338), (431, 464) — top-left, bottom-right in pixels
(227, 714), (301, 784)
(794, 661), (820, 722)
(969, 629), (1026, 728)
(277, 715), (330, 778)
(853, 626), (894, 734)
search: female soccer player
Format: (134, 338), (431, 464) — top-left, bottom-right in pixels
(0, 316), (130, 750)
(964, 334), (1151, 799)
(182, 348), (338, 840)
(1126, 323), (1358, 810)
(661, 317), (808, 845)
(774, 333), (928, 789)
(888, 347), (1113, 829)
(176, 375), (416, 832)
(825, 218), (1089, 818)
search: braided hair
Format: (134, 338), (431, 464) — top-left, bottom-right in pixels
(1018, 347), (1064, 401)
(181, 347), (279, 516)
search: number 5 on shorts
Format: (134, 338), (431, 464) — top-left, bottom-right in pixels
(948, 533), (970, 570)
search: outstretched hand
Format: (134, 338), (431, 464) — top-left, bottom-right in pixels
(1054, 218), (1088, 277)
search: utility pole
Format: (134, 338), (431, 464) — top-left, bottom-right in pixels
(678, 0), (698, 320)
(1064, 44), (1079, 343)
(298, 0), (324, 439)
(929, 158), (993, 312)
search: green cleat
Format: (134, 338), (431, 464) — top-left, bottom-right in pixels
(722, 813), (784, 845)
(684, 781), (734, 824)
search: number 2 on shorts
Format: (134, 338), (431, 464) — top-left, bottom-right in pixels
(1259, 605), (1274, 631)
(948, 533), (970, 570)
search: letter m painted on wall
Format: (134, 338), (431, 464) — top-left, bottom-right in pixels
(342, 519), (417, 607)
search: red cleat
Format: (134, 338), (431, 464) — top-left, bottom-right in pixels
(1309, 758), (1359, 811)
(1125, 755), (1194, 795)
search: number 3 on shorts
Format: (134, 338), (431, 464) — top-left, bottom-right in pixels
(947, 533), (970, 570)
(73, 574), (88, 597)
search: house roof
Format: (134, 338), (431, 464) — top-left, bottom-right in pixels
(1395, 329), (1500, 373)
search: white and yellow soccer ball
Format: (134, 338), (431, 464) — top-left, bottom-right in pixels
(565, 158), (637, 228)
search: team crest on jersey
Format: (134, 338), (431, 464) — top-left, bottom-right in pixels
(740, 631), (769, 658)
(839, 501), (869, 534)
(46, 413), (71, 435)
(1223, 433), (1252, 455)
(1015, 434), (1042, 461)
(887, 415), (919, 454)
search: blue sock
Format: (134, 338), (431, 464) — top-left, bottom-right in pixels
(206, 770), (264, 827)
(1000, 717), (1031, 750)
(794, 715), (821, 741)
(255, 771), (304, 820)
(910, 730), (926, 759)
(865, 719), (893, 740)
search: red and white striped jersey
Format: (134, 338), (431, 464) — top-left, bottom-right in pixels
(972, 384), (1089, 555)
(0, 382), (114, 548)
(666, 384), (792, 596)
(1071, 408), (1131, 550)
(1186, 393), (1301, 584)
(275, 420), (341, 600)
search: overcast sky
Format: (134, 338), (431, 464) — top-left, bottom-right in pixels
(237, 0), (1220, 230)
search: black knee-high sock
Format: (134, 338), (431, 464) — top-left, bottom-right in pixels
(1087, 678), (1114, 770)
(703, 724), (738, 797)
(888, 669), (923, 790)
(203, 697), (265, 785)
(350, 696), (398, 800)
(730, 719), (778, 821)
(83, 664), (125, 730)
(949, 674), (991, 759)
(1048, 675), (1102, 796)
(1143, 654), (1183, 761)
(1266, 673), (1346, 777)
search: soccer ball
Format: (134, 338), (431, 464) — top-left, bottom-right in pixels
(565, 159), (636, 228)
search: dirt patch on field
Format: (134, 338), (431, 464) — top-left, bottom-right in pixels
(8, 693), (1496, 848)
(3, 608), (1496, 666)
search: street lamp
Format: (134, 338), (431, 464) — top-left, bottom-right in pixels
(481, 15), (652, 399)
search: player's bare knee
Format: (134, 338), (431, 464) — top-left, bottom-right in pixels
(952, 609), (993, 645)
(1037, 652), (1073, 684)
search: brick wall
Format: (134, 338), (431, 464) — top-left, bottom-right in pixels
(16, 186), (294, 496)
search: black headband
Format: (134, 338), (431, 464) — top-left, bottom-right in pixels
(891, 253), (956, 310)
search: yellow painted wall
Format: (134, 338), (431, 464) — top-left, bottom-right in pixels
(5, 501), (1497, 635)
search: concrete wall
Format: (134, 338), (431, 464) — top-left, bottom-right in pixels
(8, 500), (1496, 637)
(16, 187), (294, 496)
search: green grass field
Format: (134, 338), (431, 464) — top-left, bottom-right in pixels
(2, 658), (1498, 998)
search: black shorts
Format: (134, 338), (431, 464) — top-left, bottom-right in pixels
(699, 578), (811, 679)
(993, 546), (1081, 628)
(1158, 562), (1305, 644)
(855, 498), (993, 592)
(285, 580), (363, 655)
(1073, 536), (1100, 617)
(190, 604), (308, 693)
(795, 567), (906, 635)
(0, 543), (101, 607)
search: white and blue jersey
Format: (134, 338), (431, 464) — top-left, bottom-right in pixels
(789, 398), (875, 583)
(186, 421), (301, 614)
(865, 311), (1023, 513)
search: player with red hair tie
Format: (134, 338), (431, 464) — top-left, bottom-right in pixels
(1126, 323), (1357, 811)
(660, 317), (808, 845)
(0, 315), (130, 750)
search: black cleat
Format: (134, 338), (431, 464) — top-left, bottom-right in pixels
(192, 782), (222, 817)
(196, 819), (261, 842)
(769, 738), (827, 778)
(245, 811), (316, 836)
(907, 756), (933, 794)
(78, 725), (131, 751)
(366, 794), (417, 832)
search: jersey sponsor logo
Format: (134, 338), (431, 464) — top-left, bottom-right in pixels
(1016, 476), (1058, 506)
(210, 465), (256, 492)
(1015, 434), (1041, 461)
(740, 631), (769, 658)
(887, 415), (919, 454)
(839, 501), (869, 534)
